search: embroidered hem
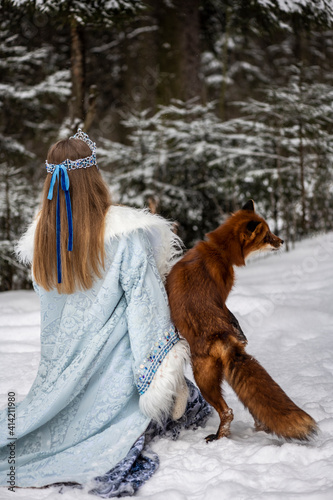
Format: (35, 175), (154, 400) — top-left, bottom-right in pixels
(136, 325), (179, 395)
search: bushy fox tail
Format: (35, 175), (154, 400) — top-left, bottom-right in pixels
(222, 343), (317, 441)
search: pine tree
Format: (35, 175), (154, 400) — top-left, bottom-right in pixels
(232, 68), (333, 244)
(1, 0), (333, 288)
(99, 100), (256, 245)
(30, 0), (145, 134)
(0, 145), (37, 290)
(0, 4), (72, 289)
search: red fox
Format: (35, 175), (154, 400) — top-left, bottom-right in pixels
(166, 200), (317, 442)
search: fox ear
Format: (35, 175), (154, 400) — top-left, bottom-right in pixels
(242, 200), (255, 212)
(246, 220), (261, 233)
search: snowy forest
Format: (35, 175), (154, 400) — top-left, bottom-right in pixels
(1, 0), (333, 290)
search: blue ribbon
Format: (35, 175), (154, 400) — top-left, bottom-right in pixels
(47, 164), (73, 284)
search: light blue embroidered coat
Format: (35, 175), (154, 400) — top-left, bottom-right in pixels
(0, 206), (189, 487)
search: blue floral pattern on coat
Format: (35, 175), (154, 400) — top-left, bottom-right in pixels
(51, 380), (211, 498)
(0, 229), (184, 487)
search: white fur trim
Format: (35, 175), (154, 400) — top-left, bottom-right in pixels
(104, 205), (183, 280)
(15, 217), (38, 264)
(15, 206), (183, 280)
(139, 339), (190, 423)
(172, 380), (190, 420)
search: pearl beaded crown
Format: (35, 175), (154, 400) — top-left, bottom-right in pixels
(45, 128), (98, 174)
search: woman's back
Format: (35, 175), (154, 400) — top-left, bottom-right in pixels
(0, 130), (209, 494)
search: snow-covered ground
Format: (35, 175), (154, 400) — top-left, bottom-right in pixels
(1, 232), (333, 500)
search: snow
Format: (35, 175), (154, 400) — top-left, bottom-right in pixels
(1, 232), (333, 499)
(0, 70), (71, 101)
(258, 0), (333, 22)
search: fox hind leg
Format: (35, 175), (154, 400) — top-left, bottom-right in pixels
(192, 354), (233, 442)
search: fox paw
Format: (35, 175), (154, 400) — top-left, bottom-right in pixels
(205, 433), (218, 443)
(254, 419), (271, 434)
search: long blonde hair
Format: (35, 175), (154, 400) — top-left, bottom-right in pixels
(33, 138), (112, 294)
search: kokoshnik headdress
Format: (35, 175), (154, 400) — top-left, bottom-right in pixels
(45, 128), (98, 284)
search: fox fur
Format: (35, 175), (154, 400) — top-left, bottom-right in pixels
(166, 200), (317, 442)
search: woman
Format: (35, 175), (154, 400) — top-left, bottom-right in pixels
(0, 130), (210, 497)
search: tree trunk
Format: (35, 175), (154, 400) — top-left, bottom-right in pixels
(4, 168), (10, 242)
(155, 0), (202, 104)
(84, 85), (98, 132)
(299, 121), (307, 234)
(3, 168), (13, 290)
(219, 7), (231, 119)
(70, 18), (85, 125)
(274, 129), (290, 250)
(177, 0), (201, 101)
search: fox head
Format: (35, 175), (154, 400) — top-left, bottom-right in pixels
(236, 199), (284, 262)
(207, 199), (284, 266)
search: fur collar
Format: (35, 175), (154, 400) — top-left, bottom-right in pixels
(15, 205), (183, 279)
